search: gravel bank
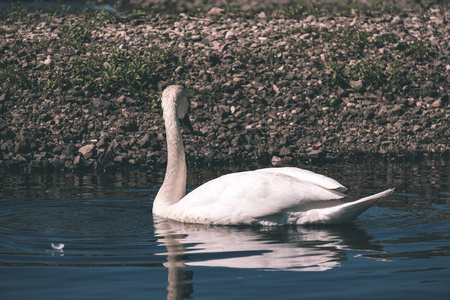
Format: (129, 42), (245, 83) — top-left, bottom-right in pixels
(0, 3), (449, 171)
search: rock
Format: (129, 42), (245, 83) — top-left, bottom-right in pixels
(53, 145), (63, 155)
(307, 149), (323, 158)
(73, 155), (83, 165)
(116, 95), (126, 104)
(137, 133), (151, 148)
(271, 156), (283, 166)
(208, 7), (224, 15)
(63, 143), (77, 157)
(350, 80), (363, 91)
(79, 144), (95, 156)
(96, 137), (108, 148)
(257, 12), (267, 19)
(431, 99), (442, 108)
(225, 31), (236, 40)
(279, 146), (291, 156)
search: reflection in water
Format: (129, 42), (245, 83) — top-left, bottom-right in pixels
(154, 218), (385, 299)
(157, 221), (194, 300)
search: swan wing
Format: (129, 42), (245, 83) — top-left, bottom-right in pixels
(255, 167), (347, 192)
(168, 169), (346, 224)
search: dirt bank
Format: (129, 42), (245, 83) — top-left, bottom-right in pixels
(0, 2), (448, 171)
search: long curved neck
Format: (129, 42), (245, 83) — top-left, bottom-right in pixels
(153, 102), (187, 215)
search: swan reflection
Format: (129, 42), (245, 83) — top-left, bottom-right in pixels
(155, 218), (386, 299)
(155, 219), (383, 273)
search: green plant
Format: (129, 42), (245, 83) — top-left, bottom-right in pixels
(283, 3), (306, 19)
(61, 22), (92, 46)
(282, 1), (325, 19)
(371, 0), (401, 14)
(374, 33), (399, 48)
(323, 97), (341, 107)
(355, 59), (386, 91)
(406, 39), (429, 61)
(327, 63), (350, 89)
(0, 60), (39, 92)
(67, 45), (177, 104)
(385, 59), (409, 94)
(341, 29), (370, 57)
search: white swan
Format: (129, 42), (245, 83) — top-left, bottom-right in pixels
(153, 85), (393, 225)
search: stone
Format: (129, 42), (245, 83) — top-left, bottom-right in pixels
(225, 31), (236, 40)
(350, 80), (363, 91)
(431, 99), (442, 108)
(279, 146), (291, 156)
(257, 12), (267, 19)
(208, 7), (224, 15)
(73, 155), (82, 165)
(307, 149), (323, 158)
(79, 144), (95, 156)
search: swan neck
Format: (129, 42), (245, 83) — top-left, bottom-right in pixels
(154, 102), (187, 215)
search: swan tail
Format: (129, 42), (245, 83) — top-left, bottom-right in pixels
(297, 188), (394, 225)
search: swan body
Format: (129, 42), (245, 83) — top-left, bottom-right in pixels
(153, 85), (393, 225)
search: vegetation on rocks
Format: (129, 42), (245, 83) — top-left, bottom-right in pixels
(0, 1), (448, 171)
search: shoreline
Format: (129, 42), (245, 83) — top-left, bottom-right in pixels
(0, 3), (449, 172)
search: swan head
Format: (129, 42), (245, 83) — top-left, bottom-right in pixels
(161, 85), (189, 118)
(161, 85), (192, 132)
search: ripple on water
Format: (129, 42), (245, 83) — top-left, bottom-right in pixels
(0, 198), (168, 267)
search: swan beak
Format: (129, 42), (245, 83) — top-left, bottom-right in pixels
(181, 114), (193, 133)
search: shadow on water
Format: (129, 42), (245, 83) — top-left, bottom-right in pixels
(0, 159), (449, 299)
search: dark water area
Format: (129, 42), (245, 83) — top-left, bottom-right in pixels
(0, 159), (449, 299)
(0, 0), (114, 13)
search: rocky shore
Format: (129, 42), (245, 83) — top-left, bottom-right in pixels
(0, 2), (449, 172)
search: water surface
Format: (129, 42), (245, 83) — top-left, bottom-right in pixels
(0, 160), (449, 299)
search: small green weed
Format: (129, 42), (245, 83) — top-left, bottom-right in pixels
(282, 1), (325, 19)
(0, 60), (39, 92)
(61, 22), (92, 46)
(405, 39), (429, 61)
(374, 33), (400, 48)
(68, 46), (177, 103)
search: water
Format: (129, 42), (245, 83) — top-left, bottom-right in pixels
(0, 160), (449, 299)
(0, 1), (116, 13)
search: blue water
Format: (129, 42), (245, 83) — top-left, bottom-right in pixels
(0, 160), (449, 299)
